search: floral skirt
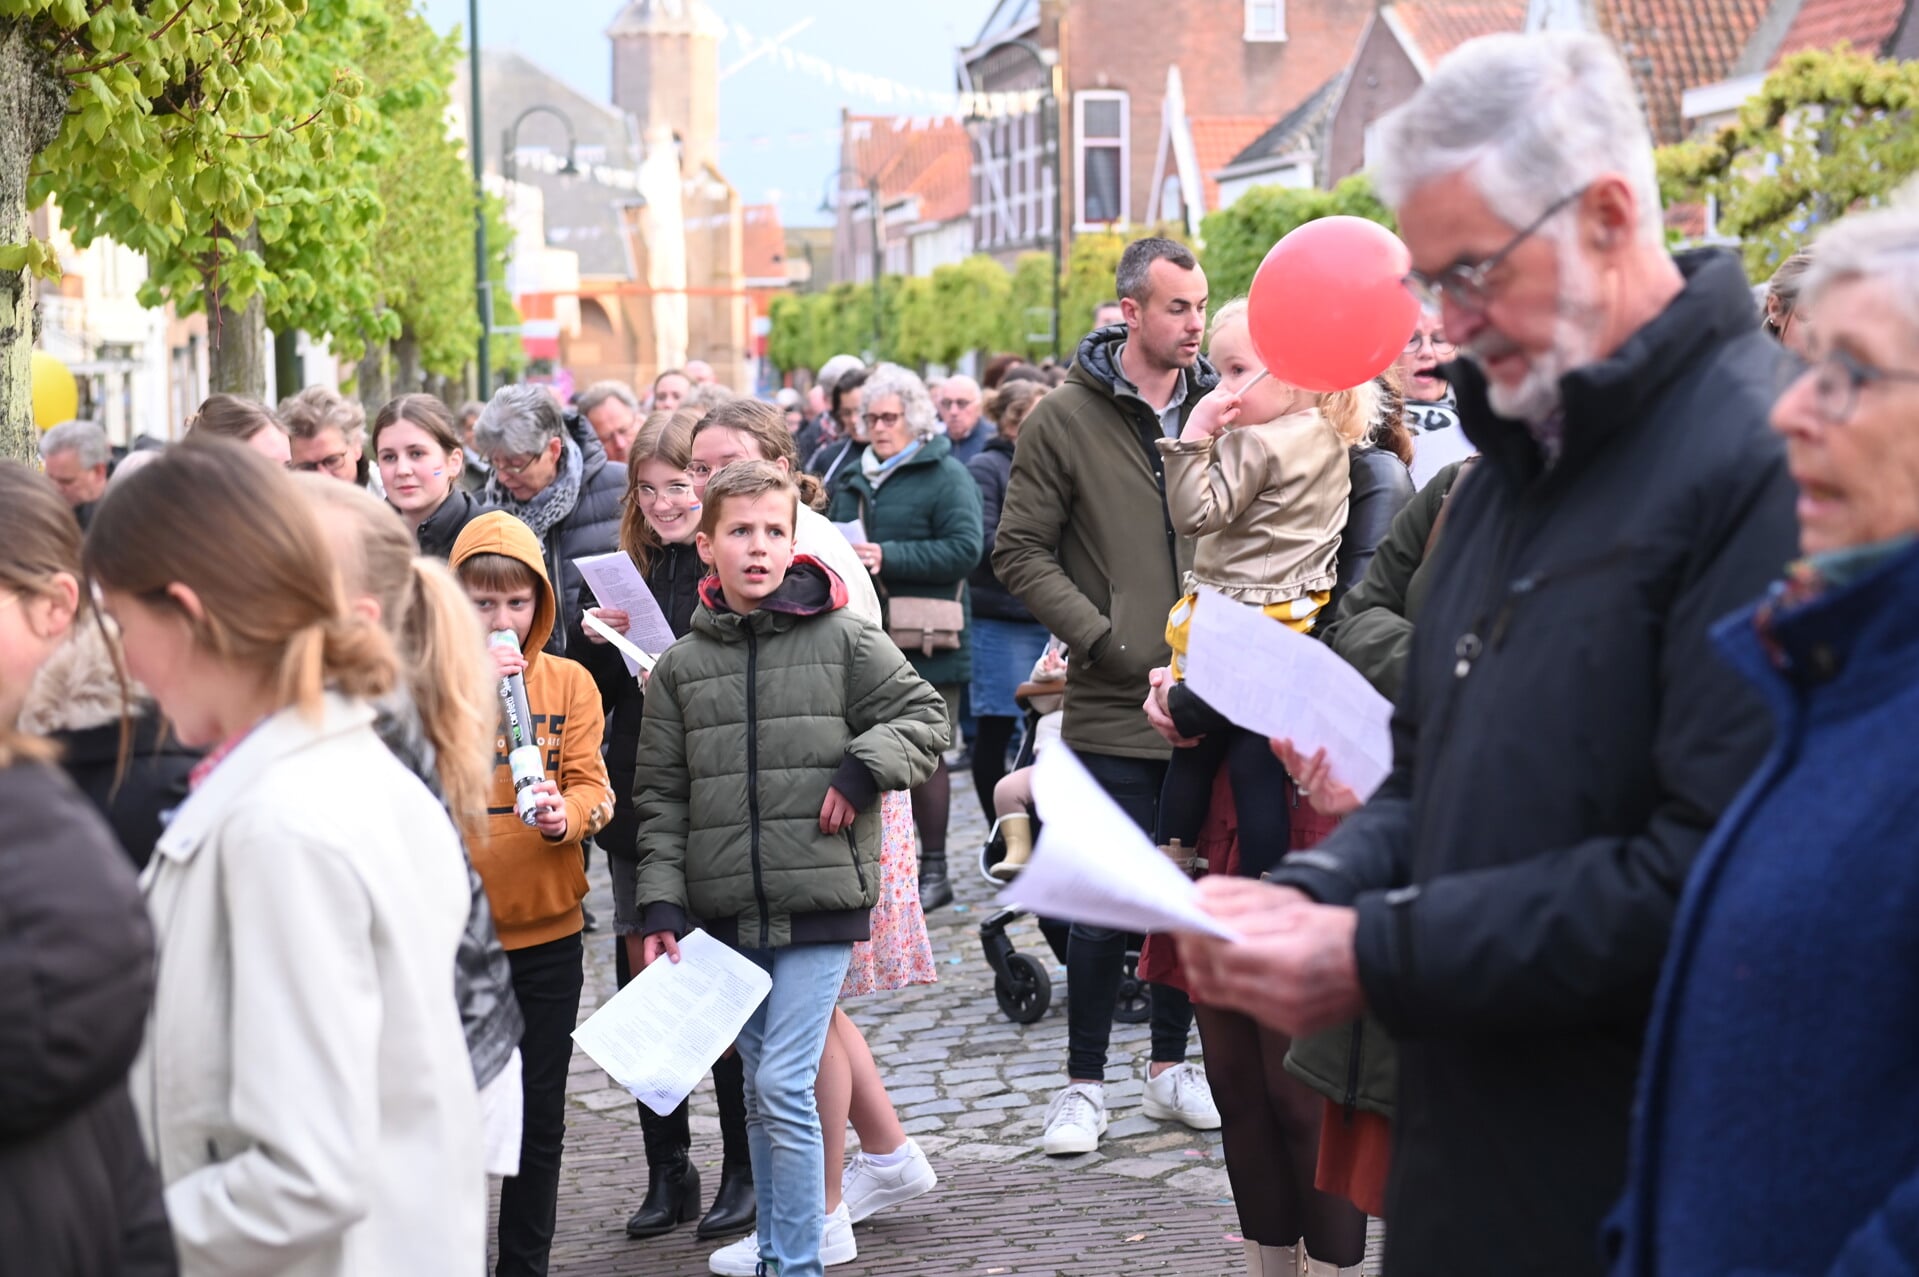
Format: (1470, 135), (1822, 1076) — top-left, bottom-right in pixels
(842, 789), (938, 997)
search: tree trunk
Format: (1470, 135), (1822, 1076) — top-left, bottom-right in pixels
(207, 226), (268, 400)
(394, 329), (422, 398)
(274, 328), (303, 399)
(356, 333), (390, 417)
(0, 24), (73, 463)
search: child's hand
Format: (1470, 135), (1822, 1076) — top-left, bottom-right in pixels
(819, 786), (858, 835)
(490, 643), (527, 681)
(584, 607), (630, 643)
(529, 778), (567, 837)
(641, 930), (681, 967)
(1181, 386), (1241, 442)
(1271, 739), (1363, 817)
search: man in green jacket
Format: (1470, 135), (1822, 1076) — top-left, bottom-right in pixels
(992, 236), (1223, 1156)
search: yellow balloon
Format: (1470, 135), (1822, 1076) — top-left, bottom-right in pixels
(32, 350), (79, 430)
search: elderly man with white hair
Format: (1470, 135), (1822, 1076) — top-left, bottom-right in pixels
(1174, 32), (1799, 1276)
(933, 374), (993, 463)
(39, 419), (112, 526)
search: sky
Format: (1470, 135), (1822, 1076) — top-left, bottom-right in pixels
(421, 0), (1000, 226)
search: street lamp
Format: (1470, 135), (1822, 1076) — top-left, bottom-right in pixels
(503, 104), (582, 185)
(971, 38), (1063, 360)
(469, 0), (488, 399)
(821, 166), (885, 358)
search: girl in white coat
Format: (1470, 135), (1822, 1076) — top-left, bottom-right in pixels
(85, 438), (485, 1277)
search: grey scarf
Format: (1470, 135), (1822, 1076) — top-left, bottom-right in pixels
(487, 434), (583, 541)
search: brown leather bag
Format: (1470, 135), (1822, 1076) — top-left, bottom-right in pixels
(885, 585), (964, 656)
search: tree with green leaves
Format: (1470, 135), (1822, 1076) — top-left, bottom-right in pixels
(1002, 251), (1055, 361)
(1197, 175), (1394, 303)
(2, 0), (323, 459)
(1657, 46), (1919, 281)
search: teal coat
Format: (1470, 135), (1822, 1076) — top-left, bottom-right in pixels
(827, 435), (984, 688)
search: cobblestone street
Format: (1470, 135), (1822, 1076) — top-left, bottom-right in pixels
(540, 772), (1241, 1275)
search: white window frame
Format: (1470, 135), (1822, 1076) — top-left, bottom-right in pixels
(1074, 89), (1130, 232)
(1244, 0), (1286, 42)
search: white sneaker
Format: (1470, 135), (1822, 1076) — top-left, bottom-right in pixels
(1142, 1061), (1222, 1130)
(841, 1138), (937, 1222)
(706, 1206), (858, 1276)
(1042, 1081), (1108, 1155)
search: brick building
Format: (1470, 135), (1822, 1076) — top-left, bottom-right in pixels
(1683, 0), (1919, 132)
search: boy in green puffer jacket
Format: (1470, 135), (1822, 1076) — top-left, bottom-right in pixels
(636, 461), (946, 1277)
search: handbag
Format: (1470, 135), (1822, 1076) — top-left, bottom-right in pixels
(884, 585), (965, 656)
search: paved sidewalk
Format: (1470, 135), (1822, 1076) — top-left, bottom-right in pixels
(541, 769), (1242, 1275)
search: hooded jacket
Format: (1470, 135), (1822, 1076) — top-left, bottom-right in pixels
(450, 511), (615, 950)
(413, 486), (494, 561)
(993, 326), (1218, 758)
(1264, 251), (1800, 1275)
(636, 559), (948, 950)
(966, 434), (1034, 622)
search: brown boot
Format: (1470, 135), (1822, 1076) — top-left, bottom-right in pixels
(988, 813), (1033, 881)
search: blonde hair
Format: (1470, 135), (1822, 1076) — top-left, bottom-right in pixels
(1209, 297), (1380, 447)
(620, 407), (703, 576)
(84, 437), (395, 721)
(297, 476), (495, 822)
(697, 460), (799, 539)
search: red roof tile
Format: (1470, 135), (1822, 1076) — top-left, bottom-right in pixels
(1392, 0), (1531, 66)
(1774, 0), (1909, 58)
(1596, 0), (1773, 143)
(1187, 115), (1272, 211)
(843, 115), (974, 226)
(742, 204), (785, 283)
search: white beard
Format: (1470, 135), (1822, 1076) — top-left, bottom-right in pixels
(1475, 245), (1606, 425)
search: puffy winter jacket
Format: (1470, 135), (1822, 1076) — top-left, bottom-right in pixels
(413, 486), (494, 561)
(636, 560), (948, 949)
(966, 436), (1032, 622)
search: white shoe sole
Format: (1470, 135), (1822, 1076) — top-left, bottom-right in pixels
(711, 1229), (857, 1274)
(1042, 1116), (1108, 1155)
(845, 1162), (938, 1223)
(1141, 1094), (1222, 1130)
(822, 1226), (858, 1266)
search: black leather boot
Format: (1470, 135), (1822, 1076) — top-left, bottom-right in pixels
(696, 1160), (757, 1239)
(699, 1050), (757, 1238)
(625, 1103), (700, 1238)
(918, 849), (953, 911)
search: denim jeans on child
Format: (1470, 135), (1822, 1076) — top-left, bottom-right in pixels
(735, 941), (853, 1277)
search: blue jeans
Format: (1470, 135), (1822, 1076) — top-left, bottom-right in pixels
(735, 942), (853, 1277)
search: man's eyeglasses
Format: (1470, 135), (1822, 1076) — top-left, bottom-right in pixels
(937, 397), (977, 411)
(292, 451), (353, 476)
(1793, 348), (1919, 425)
(862, 411), (904, 429)
(1406, 185), (1590, 314)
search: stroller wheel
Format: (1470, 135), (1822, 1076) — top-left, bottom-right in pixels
(995, 952), (1052, 1024)
(1113, 952), (1150, 1024)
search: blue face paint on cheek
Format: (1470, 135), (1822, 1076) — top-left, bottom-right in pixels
(431, 469), (443, 477)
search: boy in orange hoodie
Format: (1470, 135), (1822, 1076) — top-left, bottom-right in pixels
(450, 511), (614, 1276)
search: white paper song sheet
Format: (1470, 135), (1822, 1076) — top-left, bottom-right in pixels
(1410, 423), (1476, 490)
(1184, 587), (1395, 799)
(832, 517), (867, 546)
(573, 551), (678, 677)
(581, 611), (657, 674)
(571, 929), (771, 1116)
(995, 745), (1240, 942)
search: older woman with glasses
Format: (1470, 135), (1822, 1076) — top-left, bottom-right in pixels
(826, 363), (982, 910)
(474, 384), (628, 678)
(1609, 194), (1919, 1277)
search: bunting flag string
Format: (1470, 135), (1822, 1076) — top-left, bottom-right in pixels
(723, 19), (1044, 120)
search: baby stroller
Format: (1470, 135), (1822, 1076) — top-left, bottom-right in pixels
(977, 679), (1149, 1026)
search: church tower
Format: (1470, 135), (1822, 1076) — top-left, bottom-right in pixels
(608, 0), (722, 174)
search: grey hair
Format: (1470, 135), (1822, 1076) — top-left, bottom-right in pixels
(861, 362), (939, 441)
(817, 353), (865, 397)
(474, 384), (565, 456)
(1801, 183), (1919, 333)
(40, 419), (111, 468)
(1370, 32), (1662, 241)
(684, 382), (737, 414)
(107, 447), (161, 489)
(576, 380), (640, 416)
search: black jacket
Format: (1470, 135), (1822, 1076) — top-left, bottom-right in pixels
(807, 436), (860, 489)
(966, 436), (1034, 622)
(0, 761), (175, 1277)
(48, 714), (199, 872)
(414, 486), (494, 561)
(1266, 251), (1800, 1276)
(1327, 446), (1415, 622)
(604, 539), (704, 864)
(545, 411), (631, 709)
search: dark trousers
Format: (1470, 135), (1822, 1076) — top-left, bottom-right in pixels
(497, 931), (584, 1277)
(1158, 726), (1294, 880)
(1066, 751), (1195, 1082)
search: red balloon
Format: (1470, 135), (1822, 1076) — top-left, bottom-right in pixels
(1245, 216), (1420, 394)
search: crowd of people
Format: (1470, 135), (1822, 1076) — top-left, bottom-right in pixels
(7, 26), (1919, 1277)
